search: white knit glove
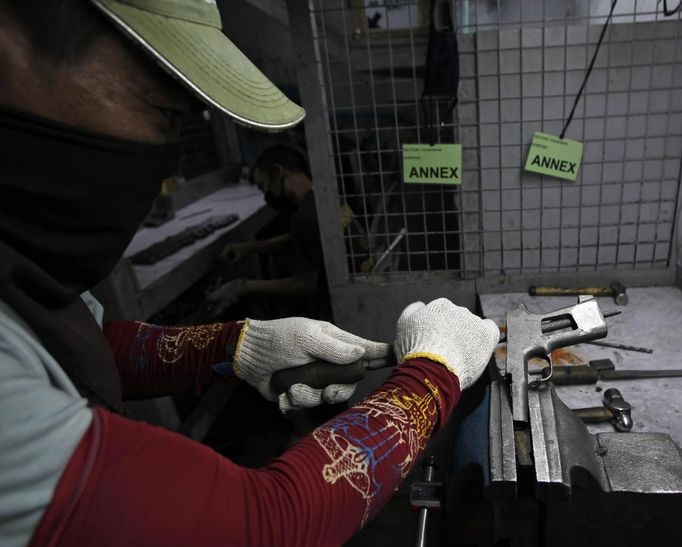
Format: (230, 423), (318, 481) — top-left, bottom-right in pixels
(394, 298), (500, 390)
(233, 318), (391, 411)
(205, 278), (246, 316)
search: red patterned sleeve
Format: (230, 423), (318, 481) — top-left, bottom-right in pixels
(103, 321), (243, 400)
(31, 359), (461, 547)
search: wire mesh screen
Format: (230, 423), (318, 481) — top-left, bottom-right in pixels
(306, 0), (682, 281)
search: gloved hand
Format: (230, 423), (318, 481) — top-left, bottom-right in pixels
(233, 318), (391, 411)
(394, 298), (500, 389)
(206, 278), (246, 316)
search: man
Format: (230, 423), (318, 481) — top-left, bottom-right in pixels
(0, 1), (499, 546)
(209, 146), (331, 319)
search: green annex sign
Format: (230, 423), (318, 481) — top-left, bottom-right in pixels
(524, 132), (583, 182)
(402, 144), (462, 185)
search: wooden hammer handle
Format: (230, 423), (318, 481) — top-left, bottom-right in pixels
(529, 286), (613, 297)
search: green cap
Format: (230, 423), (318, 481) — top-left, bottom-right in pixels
(89, 0), (305, 131)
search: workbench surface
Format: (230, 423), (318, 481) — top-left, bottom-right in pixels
(480, 286), (682, 446)
(97, 183), (274, 320)
(125, 184), (267, 290)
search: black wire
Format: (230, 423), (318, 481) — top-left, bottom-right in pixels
(663, 0), (682, 17)
(560, 0), (618, 139)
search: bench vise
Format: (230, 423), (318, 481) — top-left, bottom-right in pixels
(447, 297), (682, 546)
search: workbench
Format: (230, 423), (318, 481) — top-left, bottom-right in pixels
(480, 286), (682, 446)
(96, 183), (274, 321)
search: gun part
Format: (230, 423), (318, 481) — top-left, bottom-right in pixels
(506, 297), (608, 425)
(498, 308), (620, 343)
(573, 388), (633, 431)
(529, 281), (628, 305)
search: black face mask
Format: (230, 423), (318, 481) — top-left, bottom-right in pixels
(0, 108), (181, 408)
(263, 174), (297, 217)
(264, 191), (297, 216)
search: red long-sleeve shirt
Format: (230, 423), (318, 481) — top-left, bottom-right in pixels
(30, 321), (462, 546)
(103, 320), (243, 399)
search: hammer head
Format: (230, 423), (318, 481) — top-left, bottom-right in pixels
(610, 282), (628, 306)
(604, 388), (633, 432)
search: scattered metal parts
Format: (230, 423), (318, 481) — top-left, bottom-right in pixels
(130, 214), (239, 265)
(584, 339), (653, 353)
(535, 359), (682, 384)
(573, 388), (633, 432)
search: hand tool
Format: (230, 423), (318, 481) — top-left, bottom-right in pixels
(529, 281), (628, 305)
(572, 388), (633, 431)
(584, 339), (653, 353)
(269, 309), (622, 394)
(534, 359), (682, 384)
(269, 356), (392, 394)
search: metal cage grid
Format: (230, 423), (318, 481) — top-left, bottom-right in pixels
(304, 0), (682, 283)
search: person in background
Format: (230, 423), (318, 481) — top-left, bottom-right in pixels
(208, 146), (330, 320)
(0, 1), (499, 546)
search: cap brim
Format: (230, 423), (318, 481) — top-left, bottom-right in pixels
(92, 0), (305, 131)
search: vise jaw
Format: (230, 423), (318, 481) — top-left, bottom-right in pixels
(490, 297), (608, 500)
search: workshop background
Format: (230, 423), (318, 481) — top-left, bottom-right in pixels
(93, 1), (682, 546)
(287, 0), (682, 344)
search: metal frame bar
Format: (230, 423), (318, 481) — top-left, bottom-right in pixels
(288, 0), (350, 288)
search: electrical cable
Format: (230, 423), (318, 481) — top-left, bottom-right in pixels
(663, 0), (681, 17)
(421, 0), (458, 145)
(560, 0), (619, 139)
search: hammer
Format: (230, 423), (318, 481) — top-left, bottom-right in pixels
(573, 388), (633, 431)
(529, 282), (628, 305)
